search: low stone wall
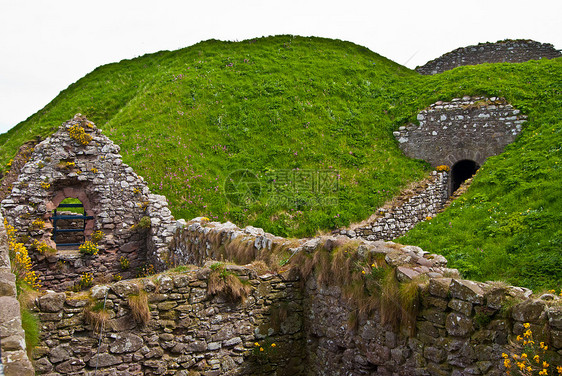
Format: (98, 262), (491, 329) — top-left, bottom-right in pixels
(32, 264), (305, 375)
(306, 276), (561, 375)
(339, 171), (448, 241)
(33, 225), (562, 375)
(416, 39), (561, 75)
(0, 214), (34, 376)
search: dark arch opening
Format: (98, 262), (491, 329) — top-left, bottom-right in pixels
(451, 160), (479, 194)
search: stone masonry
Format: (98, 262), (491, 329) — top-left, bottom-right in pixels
(416, 39), (561, 75)
(0, 213), (34, 376)
(340, 171), (448, 241)
(1, 115), (175, 291)
(394, 96), (527, 168)
(30, 218), (562, 375)
(32, 264), (305, 376)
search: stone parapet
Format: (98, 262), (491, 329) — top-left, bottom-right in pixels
(416, 39), (561, 75)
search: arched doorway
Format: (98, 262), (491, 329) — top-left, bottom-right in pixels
(51, 197), (94, 248)
(450, 160), (479, 194)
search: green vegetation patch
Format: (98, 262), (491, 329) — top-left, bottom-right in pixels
(1, 36), (561, 289)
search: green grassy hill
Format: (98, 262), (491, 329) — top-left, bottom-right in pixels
(1, 35), (561, 289)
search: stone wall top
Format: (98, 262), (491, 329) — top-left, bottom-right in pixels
(416, 39), (561, 75)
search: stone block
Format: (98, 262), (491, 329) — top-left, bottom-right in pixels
(37, 292), (66, 312)
(511, 299), (547, 323)
(449, 279), (484, 304)
(448, 299), (473, 316)
(428, 278), (451, 298)
(446, 312), (473, 337)
(0, 272), (16, 297)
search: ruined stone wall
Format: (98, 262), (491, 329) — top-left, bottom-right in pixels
(339, 171), (448, 241)
(416, 39), (561, 75)
(33, 221), (562, 375)
(305, 277), (561, 376)
(0, 214), (35, 376)
(32, 264), (305, 376)
(394, 97), (527, 168)
(1, 115), (175, 291)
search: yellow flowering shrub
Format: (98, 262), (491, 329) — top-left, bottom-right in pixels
(80, 273), (93, 288)
(68, 124), (93, 145)
(436, 165), (450, 172)
(252, 340), (278, 363)
(79, 241), (98, 256)
(503, 323), (559, 375)
(40, 182), (50, 189)
(91, 230), (104, 243)
(4, 219), (41, 290)
(30, 218), (45, 229)
(31, 240), (56, 256)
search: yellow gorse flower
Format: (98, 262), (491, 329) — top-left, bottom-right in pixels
(4, 220), (41, 290)
(68, 124), (93, 145)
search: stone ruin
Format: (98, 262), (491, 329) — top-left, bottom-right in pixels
(416, 39), (561, 75)
(394, 96), (527, 195)
(1, 115), (176, 291)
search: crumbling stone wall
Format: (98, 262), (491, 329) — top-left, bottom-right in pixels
(33, 219), (562, 375)
(0, 214), (34, 376)
(306, 276), (561, 376)
(339, 171), (448, 241)
(1, 115), (175, 291)
(416, 39), (561, 75)
(394, 96), (527, 168)
(32, 264), (305, 375)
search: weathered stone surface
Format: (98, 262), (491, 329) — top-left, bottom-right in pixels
(448, 299), (473, 316)
(512, 299), (547, 323)
(446, 312), (473, 337)
(38, 292), (66, 312)
(547, 306), (562, 329)
(0, 271), (16, 297)
(109, 333), (144, 353)
(449, 279), (485, 305)
(88, 353), (121, 367)
(429, 278), (452, 298)
(0, 296), (21, 332)
(3, 349), (35, 376)
(55, 358), (86, 374)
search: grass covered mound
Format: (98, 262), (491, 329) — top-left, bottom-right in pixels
(0, 35), (560, 289)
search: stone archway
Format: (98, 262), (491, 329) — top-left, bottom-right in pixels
(450, 159), (479, 194)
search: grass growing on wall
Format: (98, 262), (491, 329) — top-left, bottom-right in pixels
(0, 35), (561, 288)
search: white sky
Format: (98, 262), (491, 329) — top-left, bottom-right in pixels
(0, 0), (560, 134)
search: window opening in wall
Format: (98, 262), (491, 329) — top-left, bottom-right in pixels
(450, 159), (480, 194)
(51, 198), (93, 247)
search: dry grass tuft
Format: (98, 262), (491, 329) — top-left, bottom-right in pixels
(84, 301), (111, 333)
(399, 280), (420, 336)
(208, 264), (252, 303)
(247, 260), (270, 275)
(128, 290), (151, 326)
(380, 268), (401, 330)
